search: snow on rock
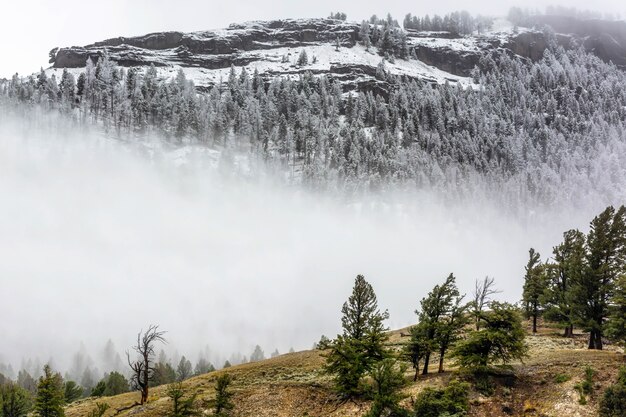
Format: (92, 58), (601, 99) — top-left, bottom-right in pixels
(47, 18), (480, 92)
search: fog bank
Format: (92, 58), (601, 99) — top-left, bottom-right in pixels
(0, 114), (609, 376)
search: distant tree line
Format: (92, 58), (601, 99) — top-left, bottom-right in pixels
(328, 12), (347, 21)
(403, 11), (494, 35)
(508, 5), (622, 27)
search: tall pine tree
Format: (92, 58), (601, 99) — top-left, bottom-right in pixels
(325, 274), (389, 397)
(34, 365), (65, 417)
(572, 206), (626, 349)
(522, 248), (546, 333)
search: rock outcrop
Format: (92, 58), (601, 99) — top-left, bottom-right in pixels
(52, 19), (360, 69)
(48, 16), (626, 92)
(517, 15), (626, 68)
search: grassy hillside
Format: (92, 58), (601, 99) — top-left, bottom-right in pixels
(66, 323), (624, 417)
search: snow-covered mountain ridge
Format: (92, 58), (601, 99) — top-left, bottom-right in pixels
(48, 18), (475, 91)
(46, 15), (626, 93)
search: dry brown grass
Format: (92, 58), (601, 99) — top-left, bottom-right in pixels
(66, 321), (626, 417)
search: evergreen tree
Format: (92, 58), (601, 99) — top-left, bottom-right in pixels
(359, 21), (371, 51)
(415, 274), (466, 374)
(34, 365), (65, 417)
(193, 358), (214, 376)
(403, 324), (429, 381)
(451, 302), (527, 372)
(103, 372), (129, 396)
(249, 346), (265, 362)
(176, 356), (192, 381)
(364, 359), (408, 417)
(90, 381), (106, 397)
(340, 274), (389, 341)
(0, 382), (32, 417)
(79, 368), (95, 396)
(325, 274), (389, 397)
(16, 371), (36, 395)
(572, 206), (626, 349)
(297, 50), (308, 66)
(433, 279), (468, 373)
(543, 230), (585, 337)
(522, 248), (547, 333)
(152, 362), (176, 386)
(607, 276), (626, 348)
(63, 381), (82, 403)
(213, 374), (234, 417)
(166, 382), (199, 417)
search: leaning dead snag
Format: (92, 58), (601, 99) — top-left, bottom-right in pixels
(126, 324), (166, 404)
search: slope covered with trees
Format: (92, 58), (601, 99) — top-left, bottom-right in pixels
(2, 39), (625, 211)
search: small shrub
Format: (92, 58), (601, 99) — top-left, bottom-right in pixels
(413, 380), (470, 417)
(599, 367), (626, 416)
(86, 402), (109, 417)
(364, 359), (408, 417)
(523, 401), (537, 412)
(214, 374), (234, 416)
(167, 382), (199, 417)
(474, 375), (495, 396)
(574, 366), (594, 405)
(91, 380), (106, 397)
(582, 366), (595, 394)
(554, 374), (571, 384)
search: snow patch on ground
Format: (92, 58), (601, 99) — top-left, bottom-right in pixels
(131, 44), (472, 88)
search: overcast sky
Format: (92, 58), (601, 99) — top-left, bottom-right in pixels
(0, 0), (625, 78)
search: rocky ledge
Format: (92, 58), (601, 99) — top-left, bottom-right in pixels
(47, 16), (626, 93)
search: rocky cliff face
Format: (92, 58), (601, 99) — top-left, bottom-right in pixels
(530, 15), (626, 68)
(52, 19), (360, 69)
(47, 16), (626, 92)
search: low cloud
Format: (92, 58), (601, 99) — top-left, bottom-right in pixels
(0, 113), (607, 375)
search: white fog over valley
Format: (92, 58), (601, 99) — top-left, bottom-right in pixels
(1, 2), (626, 410)
(0, 111), (619, 375)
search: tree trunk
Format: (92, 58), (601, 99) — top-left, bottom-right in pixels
(438, 352), (445, 373)
(413, 365), (419, 382)
(595, 330), (603, 350)
(563, 324), (574, 338)
(422, 352), (430, 375)
(532, 314), (537, 333)
(588, 330), (595, 349)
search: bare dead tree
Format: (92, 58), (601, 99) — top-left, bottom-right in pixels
(126, 324), (166, 404)
(472, 276), (500, 330)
